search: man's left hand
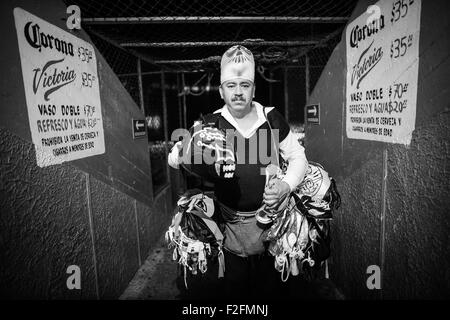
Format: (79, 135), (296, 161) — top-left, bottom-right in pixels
(263, 180), (291, 211)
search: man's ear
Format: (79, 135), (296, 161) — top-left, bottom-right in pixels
(219, 86), (224, 99)
(252, 85), (256, 98)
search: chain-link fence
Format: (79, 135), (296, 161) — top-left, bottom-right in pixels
(73, 0), (356, 71)
(74, 0), (356, 17)
(307, 30), (343, 96)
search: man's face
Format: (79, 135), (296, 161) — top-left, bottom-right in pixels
(219, 79), (255, 112)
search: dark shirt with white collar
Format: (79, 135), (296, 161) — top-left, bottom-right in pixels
(207, 102), (308, 211)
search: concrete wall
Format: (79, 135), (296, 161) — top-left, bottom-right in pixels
(0, 0), (172, 299)
(304, 0), (450, 299)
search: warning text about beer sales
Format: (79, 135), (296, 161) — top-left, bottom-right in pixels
(349, 82), (409, 137)
(37, 103), (101, 157)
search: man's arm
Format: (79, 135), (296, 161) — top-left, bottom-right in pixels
(263, 130), (308, 210)
(168, 141), (183, 169)
(263, 108), (308, 210)
(265, 107), (308, 191)
(279, 131), (308, 191)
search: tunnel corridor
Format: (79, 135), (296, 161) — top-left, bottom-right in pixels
(1, 0), (450, 305)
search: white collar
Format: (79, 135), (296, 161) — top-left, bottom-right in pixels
(214, 101), (274, 138)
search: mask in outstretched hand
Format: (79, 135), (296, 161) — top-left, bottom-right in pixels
(179, 121), (236, 181)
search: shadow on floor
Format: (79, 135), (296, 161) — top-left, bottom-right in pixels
(120, 234), (345, 300)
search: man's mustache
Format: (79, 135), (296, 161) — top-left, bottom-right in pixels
(231, 96), (246, 102)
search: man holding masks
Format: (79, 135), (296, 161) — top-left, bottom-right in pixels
(169, 45), (308, 299)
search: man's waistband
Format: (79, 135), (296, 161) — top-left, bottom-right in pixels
(217, 201), (258, 222)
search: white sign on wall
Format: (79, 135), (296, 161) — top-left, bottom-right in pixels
(346, 0), (421, 145)
(14, 7), (105, 167)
